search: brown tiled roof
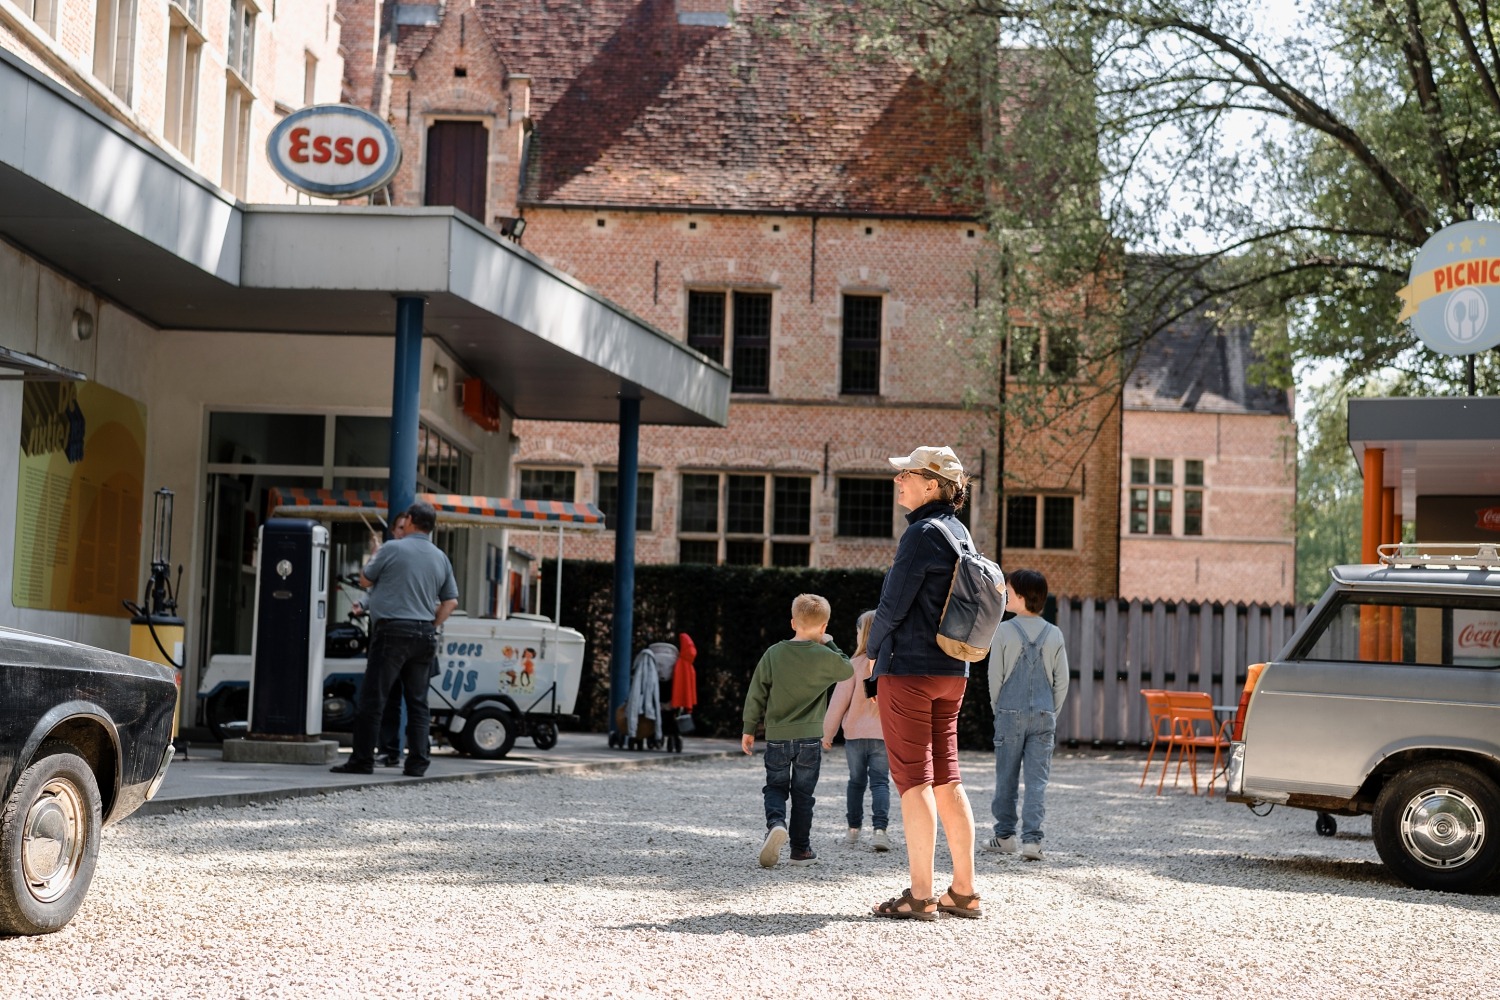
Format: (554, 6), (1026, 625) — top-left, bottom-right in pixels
(1125, 308), (1291, 416)
(461, 0), (981, 216)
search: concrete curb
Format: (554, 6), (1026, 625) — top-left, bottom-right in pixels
(129, 747), (746, 819)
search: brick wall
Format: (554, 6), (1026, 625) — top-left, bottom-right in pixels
(1119, 409), (1295, 603)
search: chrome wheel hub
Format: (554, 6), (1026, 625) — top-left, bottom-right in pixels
(1401, 785), (1485, 870)
(22, 779), (87, 904)
(472, 717), (508, 752)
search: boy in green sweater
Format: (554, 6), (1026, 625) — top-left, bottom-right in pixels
(742, 594), (854, 867)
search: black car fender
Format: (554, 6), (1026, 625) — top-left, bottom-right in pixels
(4, 701), (121, 820)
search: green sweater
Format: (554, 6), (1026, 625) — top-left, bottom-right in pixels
(742, 638), (854, 740)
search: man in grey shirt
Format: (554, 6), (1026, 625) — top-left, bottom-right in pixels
(332, 500), (459, 777)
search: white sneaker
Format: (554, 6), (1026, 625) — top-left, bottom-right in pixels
(758, 825), (788, 868)
(843, 828), (860, 846)
(1021, 841), (1045, 861)
(983, 835), (1018, 854)
(872, 829), (891, 852)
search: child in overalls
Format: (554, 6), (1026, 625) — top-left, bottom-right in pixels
(984, 568), (1069, 861)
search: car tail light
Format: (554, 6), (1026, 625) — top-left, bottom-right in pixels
(1233, 662), (1266, 741)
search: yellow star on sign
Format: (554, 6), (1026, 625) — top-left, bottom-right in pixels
(1461, 236), (1474, 253)
(1448, 241), (1456, 252)
(1482, 236), (1490, 248)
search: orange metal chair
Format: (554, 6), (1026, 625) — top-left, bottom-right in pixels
(1138, 690), (1176, 791)
(1164, 691), (1231, 796)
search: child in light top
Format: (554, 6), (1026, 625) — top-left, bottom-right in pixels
(822, 610), (891, 852)
(742, 594), (853, 868)
(985, 568), (1069, 861)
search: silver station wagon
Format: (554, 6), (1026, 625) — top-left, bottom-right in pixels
(1226, 544), (1500, 892)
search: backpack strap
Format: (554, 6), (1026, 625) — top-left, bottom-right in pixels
(927, 517), (973, 557)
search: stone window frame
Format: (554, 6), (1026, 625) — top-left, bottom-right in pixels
(1005, 493), (1077, 551)
(685, 288), (774, 394)
(1127, 457), (1206, 537)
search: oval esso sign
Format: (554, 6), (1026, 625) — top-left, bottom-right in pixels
(266, 104), (402, 198)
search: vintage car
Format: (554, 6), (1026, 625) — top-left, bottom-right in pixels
(1226, 544), (1500, 892)
(0, 626), (177, 935)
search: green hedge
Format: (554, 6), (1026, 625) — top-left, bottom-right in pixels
(542, 559), (1002, 751)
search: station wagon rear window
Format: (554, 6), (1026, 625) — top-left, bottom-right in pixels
(1295, 594), (1500, 668)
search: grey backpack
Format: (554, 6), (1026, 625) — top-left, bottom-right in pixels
(929, 518), (1008, 662)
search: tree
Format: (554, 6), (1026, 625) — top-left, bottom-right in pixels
(824, 0), (1500, 397)
(1295, 378), (1365, 601)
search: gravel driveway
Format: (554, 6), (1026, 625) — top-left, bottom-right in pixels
(4, 751), (1500, 998)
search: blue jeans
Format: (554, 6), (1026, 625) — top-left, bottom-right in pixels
(351, 625), (436, 773)
(843, 738), (890, 830)
(763, 738), (822, 852)
(991, 709), (1056, 843)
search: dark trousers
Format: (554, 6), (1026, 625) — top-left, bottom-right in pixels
(763, 738), (822, 852)
(351, 625), (436, 773)
(378, 680), (405, 758)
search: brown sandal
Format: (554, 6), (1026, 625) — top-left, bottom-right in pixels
(871, 888), (938, 921)
(937, 886), (983, 919)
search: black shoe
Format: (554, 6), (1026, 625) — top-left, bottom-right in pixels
(402, 766), (428, 778)
(378, 754), (401, 767)
(330, 762), (374, 775)
(788, 847), (819, 867)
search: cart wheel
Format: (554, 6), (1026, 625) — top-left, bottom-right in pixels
(1315, 813), (1337, 838)
(531, 722), (559, 751)
(458, 706), (518, 760)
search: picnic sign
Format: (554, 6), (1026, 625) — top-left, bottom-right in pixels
(1397, 219), (1500, 356)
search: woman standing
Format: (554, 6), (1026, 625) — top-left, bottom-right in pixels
(867, 446), (984, 920)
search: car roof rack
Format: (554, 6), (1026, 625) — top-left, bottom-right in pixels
(1378, 542), (1500, 569)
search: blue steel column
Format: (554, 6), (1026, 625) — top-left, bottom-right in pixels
(609, 396), (640, 739)
(389, 296), (424, 525)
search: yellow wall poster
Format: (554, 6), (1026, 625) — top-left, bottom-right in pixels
(14, 381), (147, 616)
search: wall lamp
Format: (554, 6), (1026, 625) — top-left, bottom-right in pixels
(495, 216), (527, 241)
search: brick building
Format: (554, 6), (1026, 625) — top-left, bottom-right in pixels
(356, 0), (1123, 598)
(1119, 304), (1295, 603)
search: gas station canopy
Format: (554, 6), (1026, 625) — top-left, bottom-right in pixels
(0, 49), (729, 427)
(268, 487), (607, 531)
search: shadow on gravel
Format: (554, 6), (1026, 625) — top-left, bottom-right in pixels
(611, 911), (869, 935)
(1161, 852), (1500, 906)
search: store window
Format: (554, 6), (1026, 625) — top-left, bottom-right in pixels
(23, 0), (57, 36)
(840, 295), (882, 395)
(597, 470), (654, 532)
(518, 468), (576, 502)
(678, 471), (813, 565)
(837, 477), (893, 537)
(1127, 457), (1204, 537)
(165, 2), (203, 156)
(1006, 494), (1075, 550)
(1009, 326), (1079, 380)
(94, 0), (139, 103)
(686, 290), (772, 393)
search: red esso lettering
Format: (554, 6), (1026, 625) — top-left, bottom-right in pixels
(286, 127), (383, 168)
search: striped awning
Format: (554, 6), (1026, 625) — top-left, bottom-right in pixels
(267, 487), (607, 531)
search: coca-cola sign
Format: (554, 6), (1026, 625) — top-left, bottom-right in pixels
(1454, 609), (1500, 665)
(1476, 506), (1500, 533)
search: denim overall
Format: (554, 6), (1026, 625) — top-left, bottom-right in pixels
(990, 621), (1057, 843)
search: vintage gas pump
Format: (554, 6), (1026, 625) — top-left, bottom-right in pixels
(247, 519), (330, 738)
(126, 488), (186, 743)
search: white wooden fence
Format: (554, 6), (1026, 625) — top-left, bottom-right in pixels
(1050, 598), (1312, 746)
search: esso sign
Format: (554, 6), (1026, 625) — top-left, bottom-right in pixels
(266, 104), (402, 198)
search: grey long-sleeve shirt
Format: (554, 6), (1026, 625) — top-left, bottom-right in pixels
(987, 616), (1069, 712)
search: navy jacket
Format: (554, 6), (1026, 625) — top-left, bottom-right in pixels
(867, 499), (970, 679)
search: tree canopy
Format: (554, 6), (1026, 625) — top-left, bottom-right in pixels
(824, 0), (1500, 400)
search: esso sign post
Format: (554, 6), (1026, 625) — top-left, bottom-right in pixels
(266, 104), (402, 199)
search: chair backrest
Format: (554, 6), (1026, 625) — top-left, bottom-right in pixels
(1165, 690), (1212, 711)
(1141, 689), (1173, 736)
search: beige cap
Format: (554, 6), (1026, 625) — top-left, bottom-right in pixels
(889, 445), (964, 483)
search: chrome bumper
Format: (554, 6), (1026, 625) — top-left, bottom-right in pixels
(1223, 742), (1246, 799)
(145, 742), (174, 800)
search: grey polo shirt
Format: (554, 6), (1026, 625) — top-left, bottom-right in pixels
(362, 534), (459, 623)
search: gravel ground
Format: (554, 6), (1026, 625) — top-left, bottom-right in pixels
(4, 751), (1500, 998)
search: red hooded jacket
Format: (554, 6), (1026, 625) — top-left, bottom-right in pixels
(670, 632), (698, 712)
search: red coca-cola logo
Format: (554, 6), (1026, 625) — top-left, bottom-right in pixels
(1476, 506), (1500, 532)
(1458, 623), (1500, 650)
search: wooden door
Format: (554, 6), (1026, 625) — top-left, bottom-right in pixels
(425, 120), (488, 222)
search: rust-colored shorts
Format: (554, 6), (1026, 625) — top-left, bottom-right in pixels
(879, 674), (968, 795)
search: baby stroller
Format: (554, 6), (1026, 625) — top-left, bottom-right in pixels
(612, 636), (697, 752)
